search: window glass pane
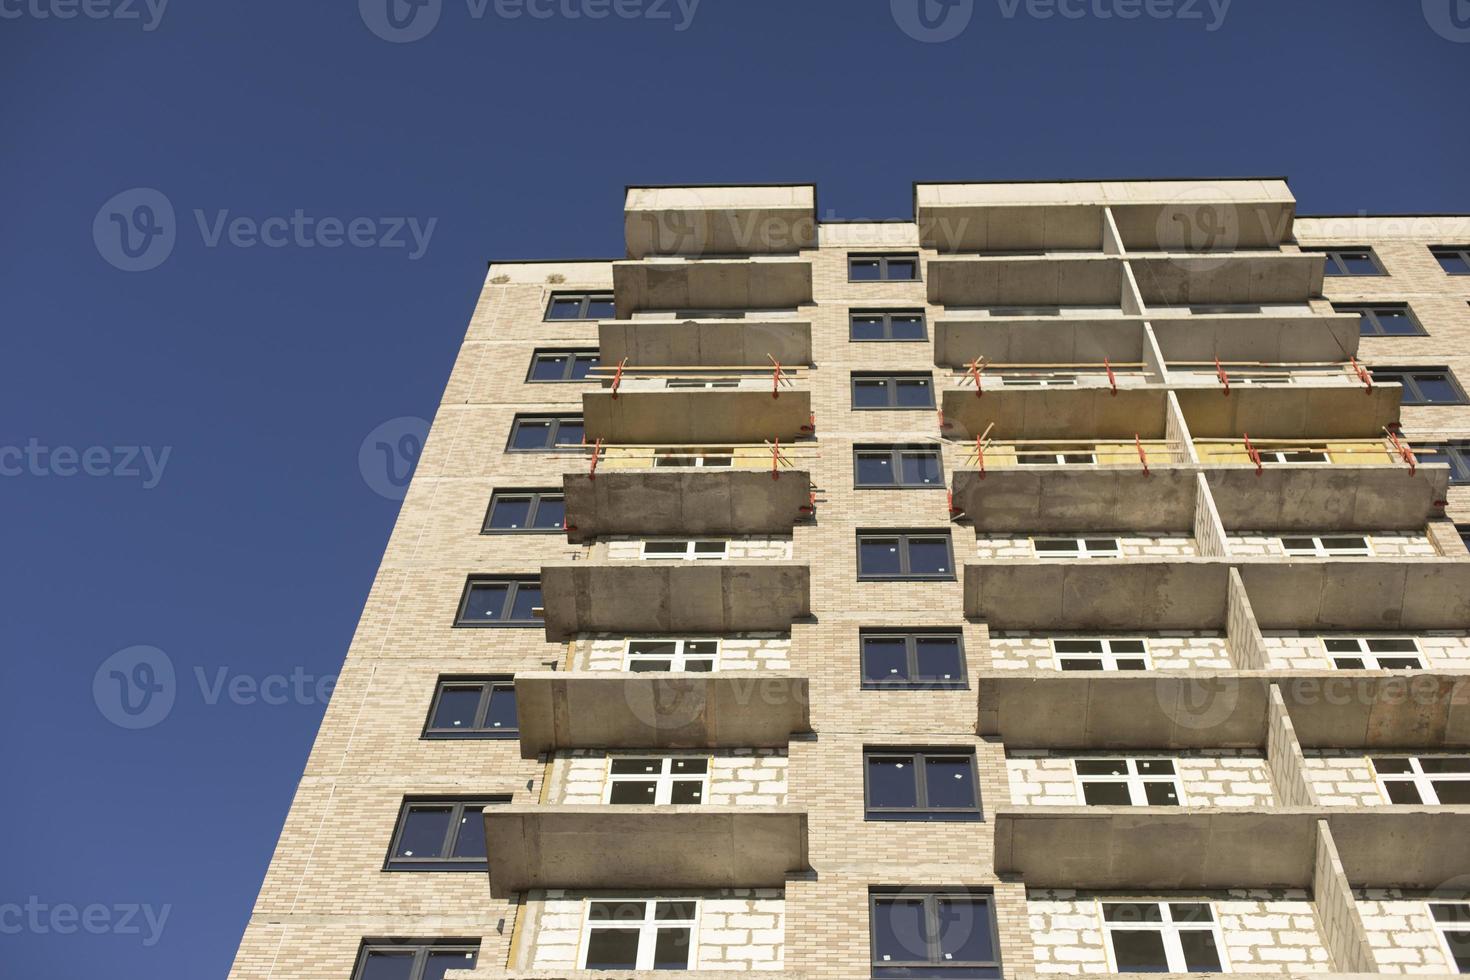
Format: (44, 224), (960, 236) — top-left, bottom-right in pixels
(1334, 657), (1367, 669)
(463, 584), (508, 621)
(652, 928), (692, 970)
(1418, 757), (1470, 773)
(452, 806), (487, 858)
(851, 258), (882, 281)
(1103, 903), (1164, 923)
(852, 316), (887, 340)
(937, 898), (995, 963)
(693, 541), (727, 555)
(672, 758), (707, 775)
(423, 952), (478, 980)
(895, 378), (933, 407)
(1384, 781), (1423, 804)
(548, 298), (582, 319)
(609, 781), (657, 804)
(1082, 783), (1133, 806)
(1433, 905), (1470, 923)
(853, 379), (891, 408)
(584, 930), (640, 970)
(585, 298), (615, 318)
(857, 452), (896, 485)
(361, 951), (417, 980)
(890, 314), (925, 339)
(1340, 252), (1378, 274)
(887, 258), (918, 280)
(570, 355), (600, 379)
(1136, 760), (1175, 775)
(511, 421), (551, 450)
(1077, 760), (1128, 776)
(1446, 932), (1470, 971)
(532, 496), (565, 529)
(489, 496), (533, 529)
(656, 902), (697, 920)
(509, 585), (541, 621)
(1055, 640), (1104, 654)
(900, 452), (942, 485)
(1143, 782), (1181, 805)
(867, 756), (919, 808)
(1178, 930), (1223, 972)
(1109, 930), (1169, 971)
(670, 781), (703, 804)
(1372, 758), (1413, 773)
(531, 354), (569, 381)
(1378, 657), (1421, 670)
(1115, 658), (1148, 670)
(863, 637), (910, 682)
(1058, 658), (1101, 670)
(1378, 310), (1418, 335)
(396, 807), (452, 858)
(1168, 903), (1213, 922)
(431, 687), (483, 729)
(485, 686), (517, 730)
(1367, 638), (1418, 653)
(924, 757), (977, 809)
(1109, 640), (1146, 653)
(874, 898), (929, 963)
(860, 537), (903, 576)
(1431, 781), (1470, 804)
(1414, 375), (1461, 403)
(914, 636), (963, 680)
(907, 538), (950, 575)
(553, 420), (584, 445)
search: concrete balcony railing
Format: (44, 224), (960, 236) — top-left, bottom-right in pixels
(598, 316), (813, 367)
(933, 314), (1144, 368)
(583, 377), (812, 444)
(940, 384), (1175, 442)
(927, 254), (1126, 308)
(611, 256), (813, 315)
(1150, 312), (1361, 364)
(561, 467), (813, 543)
(484, 805), (809, 898)
(1174, 382), (1402, 441)
(1128, 252), (1324, 306)
(623, 184), (817, 258)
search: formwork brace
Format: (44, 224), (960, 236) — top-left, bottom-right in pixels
(967, 357), (986, 398)
(1214, 355), (1230, 396)
(800, 413), (816, 435)
(1350, 356), (1374, 394)
(1243, 431), (1263, 476)
(609, 357), (628, 399)
(973, 422), (996, 480)
(947, 489), (964, 517)
(769, 354), (792, 400)
(1104, 357), (1118, 395)
(586, 437), (604, 480)
(1385, 425), (1418, 475)
(1135, 434), (1150, 476)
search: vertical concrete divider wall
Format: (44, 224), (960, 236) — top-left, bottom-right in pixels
(1165, 391), (1201, 464)
(1225, 567), (1269, 670)
(1140, 321), (1170, 385)
(1120, 257), (1146, 317)
(1193, 473), (1232, 558)
(1267, 685), (1317, 806)
(1101, 206), (1126, 257)
(1312, 819), (1380, 973)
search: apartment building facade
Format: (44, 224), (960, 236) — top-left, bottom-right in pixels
(228, 180), (1470, 980)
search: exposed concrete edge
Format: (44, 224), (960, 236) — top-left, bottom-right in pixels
(1313, 820), (1379, 973)
(1268, 687), (1316, 807)
(1225, 567), (1268, 670)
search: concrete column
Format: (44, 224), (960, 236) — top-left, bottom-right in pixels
(1312, 819), (1380, 973)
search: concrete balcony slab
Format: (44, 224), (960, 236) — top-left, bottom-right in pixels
(1277, 672), (1470, 750)
(1130, 253), (1324, 305)
(963, 559), (1231, 630)
(934, 316), (1147, 368)
(624, 184), (817, 259)
(583, 388), (812, 444)
(561, 469), (813, 543)
(513, 671), (811, 757)
(1174, 384), (1401, 440)
(485, 805), (809, 897)
(1203, 464), (1449, 531)
(1151, 314), (1360, 363)
(612, 257), (813, 314)
(539, 562), (811, 641)
(940, 386), (1169, 441)
(927, 255), (1125, 308)
(952, 466), (1198, 533)
(1235, 559), (1470, 632)
(598, 318), (812, 367)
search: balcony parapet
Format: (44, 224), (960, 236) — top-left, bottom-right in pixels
(562, 468), (813, 543)
(611, 256), (813, 315)
(623, 184), (817, 259)
(598, 317), (812, 367)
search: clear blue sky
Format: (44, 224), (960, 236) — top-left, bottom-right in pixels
(1, 1), (1466, 975)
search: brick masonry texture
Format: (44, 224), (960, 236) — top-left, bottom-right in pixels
(1355, 890), (1468, 974)
(547, 749), (788, 806)
(1006, 750), (1276, 807)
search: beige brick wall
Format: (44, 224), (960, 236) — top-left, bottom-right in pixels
(1006, 750), (1275, 807)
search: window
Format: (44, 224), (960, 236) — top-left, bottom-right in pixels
(869, 888), (1001, 978)
(855, 446), (944, 488)
(385, 798), (504, 871)
(581, 900), (697, 971)
(860, 630), (967, 689)
(1430, 903), (1470, 973)
(1431, 245), (1470, 276)
(1418, 443), (1470, 484)
(990, 306), (1060, 316)
(507, 415), (585, 451)
(455, 578), (542, 626)
(1191, 304), (1261, 314)
(1101, 902), (1227, 973)
(1459, 523), (1470, 552)
(423, 677), (517, 738)
(546, 291), (614, 320)
(1258, 449), (1330, 464)
(850, 253), (920, 282)
(1371, 367), (1468, 405)
(1032, 537), (1121, 559)
(483, 490), (565, 533)
(640, 539), (728, 560)
(1304, 246), (1385, 276)
(1322, 637), (1423, 670)
(852, 373), (935, 409)
(857, 531), (954, 580)
(653, 447), (733, 468)
(865, 749), (981, 821)
(351, 940), (479, 980)
(1371, 756), (1470, 805)
(664, 379), (741, 389)
(1333, 302), (1425, 337)
(1053, 638), (1151, 671)
(1076, 758), (1183, 806)
(851, 310), (927, 341)
(625, 639), (718, 672)
(605, 757), (709, 804)
(1279, 535), (1371, 557)
(1016, 446), (1097, 465)
(996, 373), (1078, 388)
(527, 349), (600, 382)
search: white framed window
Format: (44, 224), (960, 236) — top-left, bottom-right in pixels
(1280, 535), (1371, 557)
(605, 757), (710, 805)
(653, 448), (734, 468)
(1053, 638), (1151, 671)
(581, 899), (699, 971)
(1075, 758), (1184, 806)
(999, 374), (1079, 388)
(1371, 756), (1470, 805)
(624, 639), (719, 672)
(1032, 537), (1121, 559)
(1258, 449), (1330, 463)
(1015, 447), (1097, 465)
(1429, 902), (1470, 973)
(1101, 901), (1228, 973)
(641, 539), (728, 560)
(1322, 637), (1423, 670)
(665, 379), (742, 389)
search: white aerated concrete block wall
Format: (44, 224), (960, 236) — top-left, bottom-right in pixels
(1006, 751), (1275, 807)
(603, 536), (794, 560)
(550, 749), (788, 805)
(987, 633), (1232, 670)
(1301, 752), (1384, 806)
(1356, 891), (1464, 973)
(1226, 533), (1436, 557)
(1261, 631), (1470, 670)
(974, 535), (1199, 559)
(578, 634), (792, 671)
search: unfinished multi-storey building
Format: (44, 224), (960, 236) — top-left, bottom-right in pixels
(228, 180), (1470, 980)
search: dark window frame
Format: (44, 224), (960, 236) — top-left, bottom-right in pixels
(454, 577), (543, 627)
(482, 489), (566, 534)
(1430, 245), (1470, 275)
(1332, 302), (1427, 338)
(851, 373), (937, 410)
(1370, 367), (1469, 406)
(1418, 442), (1470, 484)
(860, 629), (968, 690)
(853, 445), (946, 488)
(383, 796), (508, 872)
(526, 348), (602, 383)
(868, 887), (1002, 978)
(850, 309), (929, 342)
(351, 939), (481, 980)
(857, 530), (955, 581)
(422, 675), (518, 740)
(1303, 246), (1387, 277)
(863, 748), (983, 821)
(849, 253), (922, 282)
(506, 414), (586, 452)
(544, 291), (615, 320)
